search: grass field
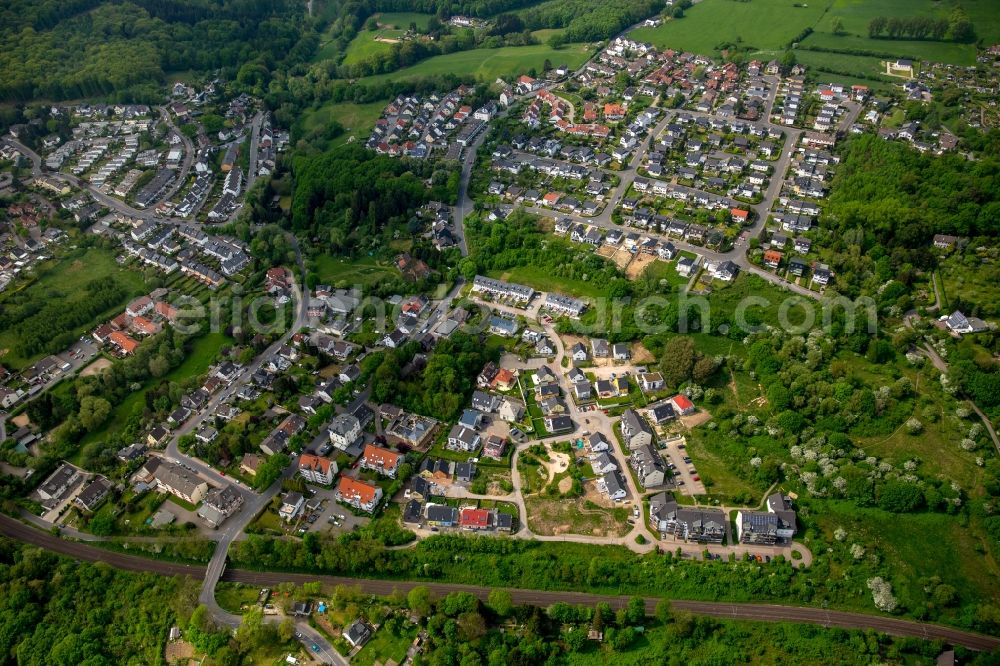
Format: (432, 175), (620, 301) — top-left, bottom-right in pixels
(356, 42), (596, 86)
(811, 500), (1000, 619)
(489, 265), (607, 299)
(0, 247), (148, 370)
(342, 30), (398, 66)
(792, 49), (892, 81)
(377, 12), (433, 30)
(628, 0), (998, 66)
(301, 100), (387, 147)
(313, 254), (399, 288)
(629, 0), (830, 57)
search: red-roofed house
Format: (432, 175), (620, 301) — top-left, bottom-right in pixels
(299, 453), (337, 485)
(155, 301), (178, 322)
(110, 331), (139, 355)
(131, 316), (161, 336)
(460, 507), (491, 530)
(730, 208), (749, 224)
(92, 323), (115, 343)
(603, 103), (626, 120)
(126, 296), (154, 317)
(491, 368), (517, 391)
(111, 313), (131, 330)
(336, 477), (383, 513)
(670, 394), (695, 415)
(763, 250), (783, 269)
(360, 444), (402, 478)
(542, 192), (562, 206)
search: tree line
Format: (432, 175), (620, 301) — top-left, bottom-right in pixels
(867, 9), (975, 43)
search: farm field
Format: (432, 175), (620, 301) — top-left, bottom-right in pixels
(356, 42), (597, 86)
(629, 0), (998, 66)
(0, 247), (148, 370)
(629, 0), (829, 57)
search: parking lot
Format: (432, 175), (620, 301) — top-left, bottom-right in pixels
(661, 436), (706, 495)
(304, 485), (369, 534)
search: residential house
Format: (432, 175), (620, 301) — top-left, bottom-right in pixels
(447, 425), (481, 452)
(335, 477), (383, 513)
(600, 470), (627, 501)
(620, 409), (654, 448)
(74, 476), (111, 512)
(298, 454), (338, 485)
(648, 493), (725, 543)
(279, 492), (305, 521)
(197, 485), (244, 527)
(328, 413), (361, 451)
(360, 444), (402, 478)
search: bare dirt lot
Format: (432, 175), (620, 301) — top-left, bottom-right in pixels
(625, 252), (656, 279)
(595, 245), (618, 258)
(680, 411), (713, 429)
(611, 249), (633, 271)
(10, 414), (31, 428)
(525, 493), (630, 537)
(631, 342), (655, 364)
(164, 640), (197, 666)
(80, 357), (113, 377)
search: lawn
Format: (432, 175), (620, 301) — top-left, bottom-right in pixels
(629, 0), (830, 57)
(351, 622), (418, 666)
(489, 265), (607, 299)
(641, 259), (690, 291)
(313, 254), (399, 289)
(0, 247), (148, 369)
(356, 42), (597, 86)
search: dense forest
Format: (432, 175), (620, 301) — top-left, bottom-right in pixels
(820, 134), (1000, 298)
(289, 143), (456, 253)
(0, 538), (188, 664)
(519, 0), (660, 43)
(0, 0), (314, 101)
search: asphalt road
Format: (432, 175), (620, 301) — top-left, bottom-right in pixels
(1, 513), (996, 651)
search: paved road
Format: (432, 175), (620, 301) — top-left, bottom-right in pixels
(1, 513), (995, 651)
(158, 106), (196, 203)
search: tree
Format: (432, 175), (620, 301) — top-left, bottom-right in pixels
(235, 606), (264, 654)
(408, 586), (433, 618)
(77, 396), (112, 431)
(487, 589), (513, 618)
(148, 355), (170, 378)
(877, 480), (925, 513)
(655, 599), (672, 624)
(659, 337), (696, 387)
(278, 618), (295, 642)
(832, 17), (845, 35)
(625, 597), (645, 625)
(868, 16), (887, 37)
(779, 49), (797, 72)
(691, 356), (717, 383)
